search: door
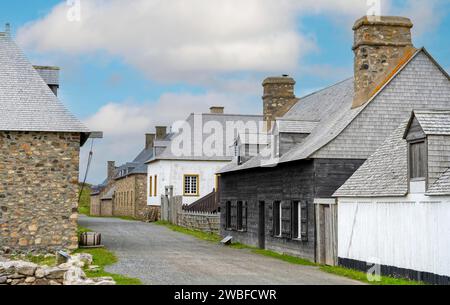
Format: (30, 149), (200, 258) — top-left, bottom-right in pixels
(258, 201), (265, 249)
(315, 203), (338, 265)
(324, 205), (334, 266)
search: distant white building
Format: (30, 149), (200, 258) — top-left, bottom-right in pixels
(146, 107), (263, 207)
(334, 110), (450, 284)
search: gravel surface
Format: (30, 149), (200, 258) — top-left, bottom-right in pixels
(79, 216), (362, 285)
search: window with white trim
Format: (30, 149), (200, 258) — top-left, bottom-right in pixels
(184, 175), (199, 196)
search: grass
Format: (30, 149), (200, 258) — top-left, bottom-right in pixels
(320, 265), (424, 285)
(155, 221), (424, 285)
(76, 226), (142, 285)
(78, 183), (91, 216)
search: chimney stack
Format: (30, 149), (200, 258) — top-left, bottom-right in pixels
(145, 133), (155, 150)
(262, 75), (298, 131)
(5, 23), (10, 36)
(352, 16), (415, 108)
(156, 126), (167, 140)
(107, 161), (116, 181)
(210, 106), (224, 114)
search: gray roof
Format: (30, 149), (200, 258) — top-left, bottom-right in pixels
(0, 33), (89, 135)
(427, 168), (450, 196)
(333, 120), (409, 197)
(33, 66), (59, 86)
(101, 186), (115, 200)
(219, 48), (450, 174)
(147, 113), (263, 163)
(408, 110), (450, 136)
(219, 78), (358, 173)
(115, 146), (154, 179)
(276, 120), (318, 134)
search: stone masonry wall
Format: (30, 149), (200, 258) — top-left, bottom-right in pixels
(0, 131), (80, 253)
(113, 176), (136, 217)
(112, 174), (159, 221)
(178, 212), (220, 234)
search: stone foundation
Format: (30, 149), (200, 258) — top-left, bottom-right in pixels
(0, 131), (80, 253)
(178, 212), (220, 234)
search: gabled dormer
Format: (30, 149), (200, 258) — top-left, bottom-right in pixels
(404, 110), (450, 193)
(272, 119), (317, 156)
(233, 133), (268, 165)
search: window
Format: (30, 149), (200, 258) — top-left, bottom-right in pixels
(272, 201), (281, 237)
(148, 176), (153, 197)
(409, 141), (426, 179)
(154, 175), (158, 197)
(183, 175), (199, 196)
(225, 201), (232, 229)
(291, 201), (301, 239)
(237, 201), (243, 231)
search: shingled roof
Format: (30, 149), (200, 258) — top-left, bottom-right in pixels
(335, 110), (450, 197)
(0, 33), (89, 140)
(219, 48), (450, 174)
(147, 113), (263, 163)
(333, 120), (409, 197)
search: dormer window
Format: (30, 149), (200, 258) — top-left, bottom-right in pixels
(409, 140), (426, 180)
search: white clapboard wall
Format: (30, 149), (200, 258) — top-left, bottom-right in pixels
(338, 195), (450, 277)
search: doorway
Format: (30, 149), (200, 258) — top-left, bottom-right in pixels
(258, 201), (265, 249)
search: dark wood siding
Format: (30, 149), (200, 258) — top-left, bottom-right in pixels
(220, 158), (365, 261)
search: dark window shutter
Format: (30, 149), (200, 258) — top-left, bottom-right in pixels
(230, 201), (237, 230)
(273, 201), (281, 237)
(225, 201), (232, 229)
(300, 201), (308, 241)
(268, 203), (274, 236)
(291, 201), (299, 239)
(243, 201), (248, 231)
(281, 202), (291, 239)
(236, 201), (243, 231)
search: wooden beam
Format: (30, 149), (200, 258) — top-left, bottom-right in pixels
(89, 131), (104, 139)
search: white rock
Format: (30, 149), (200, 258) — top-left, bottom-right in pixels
(95, 280), (116, 285)
(35, 268), (46, 279)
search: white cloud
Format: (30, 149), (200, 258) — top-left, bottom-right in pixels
(81, 90), (254, 183)
(17, 0), (374, 83)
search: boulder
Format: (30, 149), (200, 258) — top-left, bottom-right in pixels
(45, 267), (68, 279)
(35, 268), (46, 279)
(0, 276), (7, 284)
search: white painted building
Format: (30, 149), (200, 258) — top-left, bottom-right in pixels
(334, 110), (450, 284)
(146, 107), (263, 207)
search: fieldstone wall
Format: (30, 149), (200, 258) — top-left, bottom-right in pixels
(178, 211), (220, 234)
(0, 131), (80, 253)
(352, 16), (415, 108)
(90, 195), (101, 216)
(100, 199), (113, 217)
(113, 174), (159, 221)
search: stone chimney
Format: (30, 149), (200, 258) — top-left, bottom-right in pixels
(107, 161), (116, 181)
(156, 126), (167, 140)
(210, 106), (224, 114)
(352, 16), (415, 108)
(262, 75), (298, 131)
(145, 133), (155, 150)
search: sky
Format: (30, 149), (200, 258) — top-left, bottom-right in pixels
(0, 0), (449, 184)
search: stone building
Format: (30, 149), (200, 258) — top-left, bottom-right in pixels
(0, 30), (90, 252)
(91, 134), (159, 221)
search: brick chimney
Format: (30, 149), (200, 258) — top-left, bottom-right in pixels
(145, 133), (155, 150)
(262, 75), (298, 131)
(107, 161), (116, 181)
(155, 126), (167, 140)
(352, 16), (415, 108)
(210, 106), (224, 114)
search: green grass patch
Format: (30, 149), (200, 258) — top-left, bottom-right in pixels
(15, 254), (57, 267)
(78, 183), (91, 216)
(155, 221), (222, 243)
(320, 265), (424, 285)
(75, 226), (142, 285)
(251, 249), (316, 266)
